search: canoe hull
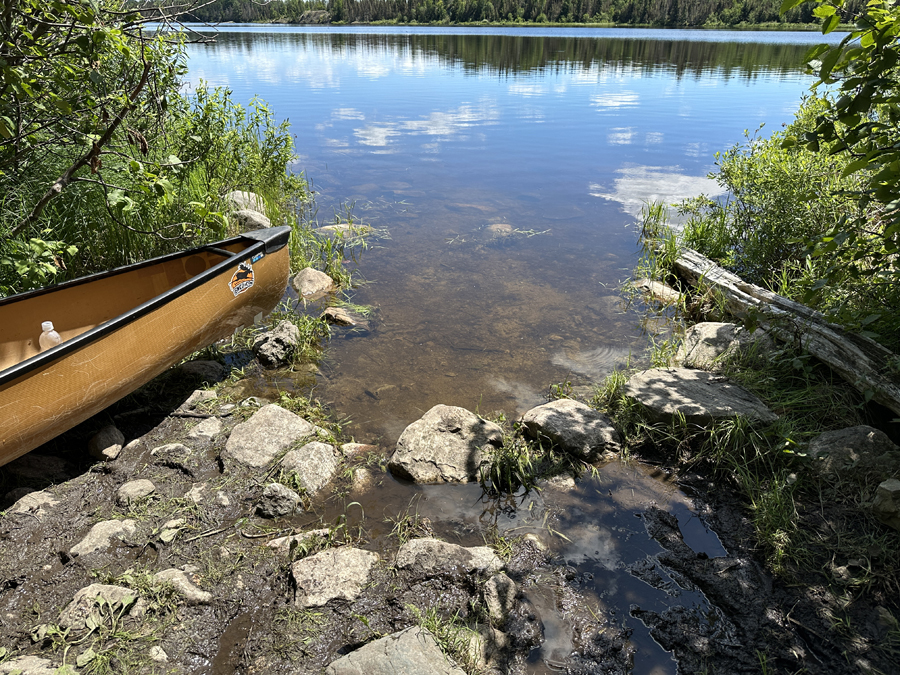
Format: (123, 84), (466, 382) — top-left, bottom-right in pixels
(0, 228), (291, 467)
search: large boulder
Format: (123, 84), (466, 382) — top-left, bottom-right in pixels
(224, 404), (320, 468)
(292, 547), (380, 608)
(388, 405), (502, 484)
(395, 538), (503, 576)
(252, 320), (301, 368)
(674, 322), (772, 369)
(281, 442), (340, 495)
(624, 368), (777, 425)
(520, 399), (620, 460)
(225, 190), (266, 213)
(325, 626), (466, 675)
(808, 426), (900, 478)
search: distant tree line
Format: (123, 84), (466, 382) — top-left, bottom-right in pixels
(182, 0), (865, 26)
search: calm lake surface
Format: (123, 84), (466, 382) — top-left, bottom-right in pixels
(185, 27), (837, 443)
(185, 27), (838, 674)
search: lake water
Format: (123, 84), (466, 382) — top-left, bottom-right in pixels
(185, 27), (837, 674)
(185, 26), (836, 444)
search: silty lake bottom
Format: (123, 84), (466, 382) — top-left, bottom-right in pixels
(186, 28), (837, 673)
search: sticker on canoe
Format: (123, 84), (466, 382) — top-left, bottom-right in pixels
(229, 261), (255, 297)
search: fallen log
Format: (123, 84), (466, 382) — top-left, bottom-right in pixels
(672, 247), (900, 417)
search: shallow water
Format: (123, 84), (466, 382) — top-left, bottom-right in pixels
(185, 26), (837, 444)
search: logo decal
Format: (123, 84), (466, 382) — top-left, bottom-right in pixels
(229, 261), (255, 297)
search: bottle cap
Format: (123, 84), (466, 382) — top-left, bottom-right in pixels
(42, 321), (54, 332)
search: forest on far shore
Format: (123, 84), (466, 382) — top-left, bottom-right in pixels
(181, 0), (861, 27)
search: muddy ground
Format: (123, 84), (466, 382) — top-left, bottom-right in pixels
(0, 366), (898, 675)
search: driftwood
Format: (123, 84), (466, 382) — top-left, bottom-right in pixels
(673, 247), (900, 417)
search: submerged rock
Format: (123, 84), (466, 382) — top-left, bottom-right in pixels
(322, 306), (368, 330)
(520, 399), (621, 460)
(292, 547), (380, 608)
(674, 322), (773, 369)
(631, 278), (681, 305)
(388, 405), (502, 484)
(292, 267), (336, 298)
(624, 368), (777, 425)
(224, 404), (319, 468)
(325, 626), (466, 675)
(252, 319), (301, 368)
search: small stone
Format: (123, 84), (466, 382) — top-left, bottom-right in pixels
(484, 572), (518, 623)
(116, 479), (156, 506)
(322, 306), (367, 328)
(187, 416), (222, 442)
(872, 478), (900, 531)
(88, 425), (124, 461)
(341, 442), (377, 459)
(252, 320), (301, 368)
(155, 568), (212, 605)
(180, 389), (218, 411)
(215, 491), (231, 507)
(257, 483), (303, 518)
(70, 519), (136, 556)
(185, 483), (209, 503)
(292, 267), (336, 298)
(395, 538), (503, 576)
(149, 645), (169, 663)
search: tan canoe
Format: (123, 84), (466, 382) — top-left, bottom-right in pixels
(0, 226), (291, 467)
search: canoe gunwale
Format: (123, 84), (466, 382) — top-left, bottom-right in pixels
(0, 226), (291, 389)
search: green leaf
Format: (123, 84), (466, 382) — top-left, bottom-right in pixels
(841, 158), (870, 177)
(813, 4), (836, 17)
(822, 13), (841, 34)
(76, 648), (97, 667)
(780, 0), (806, 13)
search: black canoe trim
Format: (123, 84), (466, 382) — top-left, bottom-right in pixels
(0, 226), (291, 388)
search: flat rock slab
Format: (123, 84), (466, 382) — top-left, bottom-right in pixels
(520, 399), (621, 460)
(389, 405), (502, 484)
(70, 519), (136, 556)
(624, 368), (777, 425)
(395, 538), (503, 576)
(325, 626), (466, 675)
(292, 547), (380, 608)
(224, 404), (318, 468)
(58, 583), (140, 632)
(186, 416), (223, 442)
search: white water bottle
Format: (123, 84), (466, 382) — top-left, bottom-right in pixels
(39, 321), (61, 351)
